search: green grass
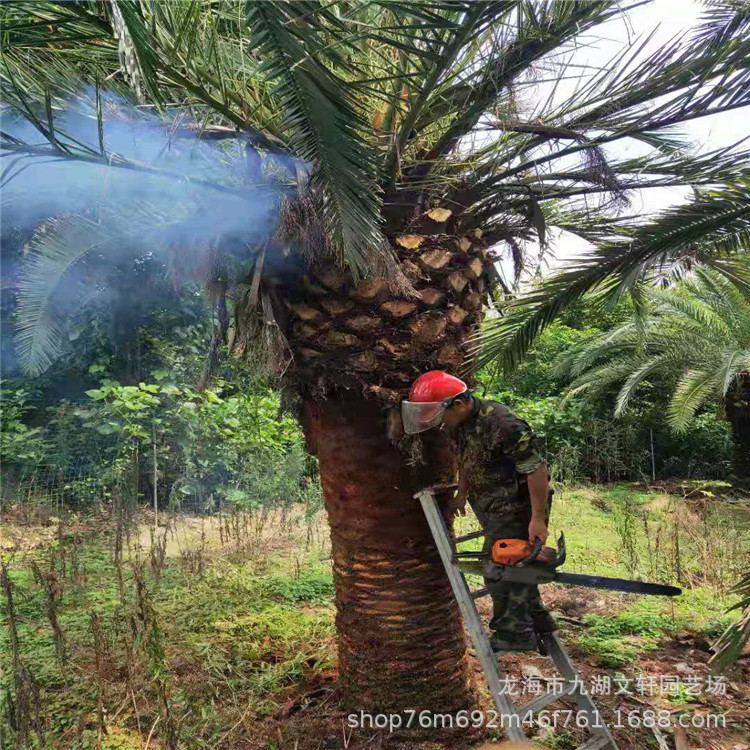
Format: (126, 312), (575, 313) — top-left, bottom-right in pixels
(624, 586), (736, 634)
(262, 568), (335, 602)
(548, 487), (624, 576)
(574, 612), (679, 667)
(0, 516), (337, 748)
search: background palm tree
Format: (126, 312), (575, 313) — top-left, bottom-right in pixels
(554, 267), (750, 671)
(555, 268), (750, 480)
(3, 0), (750, 712)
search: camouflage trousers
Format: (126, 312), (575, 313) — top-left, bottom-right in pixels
(468, 484), (555, 637)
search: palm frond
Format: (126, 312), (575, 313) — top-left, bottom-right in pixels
(383, 2), (520, 182)
(523, 141), (750, 205)
(15, 214), (101, 376)
(709, 263), (750, 305)
(1, 1), (288, 150)
(554, 2), (750, 133)
(553, 266), (750, 437)
(695, 264), (750, 309)
(718, 350), (748, 397)
(693, 0), (750, 48)
(564, 357), (651, 405)
(414, 1), (620, 177)
(0, 99), (287, 201)
(479, 184), (750, 369)
(709, 571), (750, 673)
(555, 322), (645, 379)
(15, 202), (209, 375)
(614, 355), (670, 416)
(106, 1), (152, 102)
(649, 287), (734, 342)
(245, 1), (384, 276)
(668, 369), (717, 432)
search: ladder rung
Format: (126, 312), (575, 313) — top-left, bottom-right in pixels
(453, 529), (485, 544)
(452, 551), (487, 559)
(515, 683), (577, 715)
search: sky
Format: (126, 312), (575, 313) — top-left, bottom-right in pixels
(500, 0), (750, 284)
(575, 0), (746, 206)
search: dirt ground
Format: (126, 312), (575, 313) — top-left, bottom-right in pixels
(473, 588), (750, 750)
(265, 584), (750, 750)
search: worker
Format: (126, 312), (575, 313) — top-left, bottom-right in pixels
(402, 370), (556, 653)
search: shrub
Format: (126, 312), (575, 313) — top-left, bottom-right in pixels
(0, 382), (46, 472)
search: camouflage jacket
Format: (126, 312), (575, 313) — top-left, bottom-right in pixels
(453, 397), (544, 512)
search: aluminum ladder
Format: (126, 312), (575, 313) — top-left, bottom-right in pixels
(416, 487), (618, 749)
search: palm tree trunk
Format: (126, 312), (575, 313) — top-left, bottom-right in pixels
(302, 395), (475, 712)
(278, 222), (489, 712)
(729, 374), (750, 482)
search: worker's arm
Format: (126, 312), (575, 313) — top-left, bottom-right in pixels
(503, 417), (549, 544)
(452, 464), (469, 516)
(526, 463), (550, 544)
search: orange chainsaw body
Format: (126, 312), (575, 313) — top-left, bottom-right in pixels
(491, 538), (558, 566)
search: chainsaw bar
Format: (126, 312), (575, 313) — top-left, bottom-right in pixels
(453, 532), (681, 598)
(551, 572), (681, 597)
(455, 558), (682, 597)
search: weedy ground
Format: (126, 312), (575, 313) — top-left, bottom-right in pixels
(0, 484), (748, 750)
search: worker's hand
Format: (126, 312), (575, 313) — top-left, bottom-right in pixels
(528, 516), (548, 544)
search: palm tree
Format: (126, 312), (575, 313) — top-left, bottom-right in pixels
(556, 268), (750, 480)
(555, 268), (750, 670)
(3, 0), (750, 715)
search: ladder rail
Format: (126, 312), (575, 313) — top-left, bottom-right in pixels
(539, 632), (618, 747)
(417, 488), (618, 749)
(515, 682), (578, 715)
(417, 489), (526, 741)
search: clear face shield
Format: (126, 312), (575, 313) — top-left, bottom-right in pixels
(401, 400), (449, 434)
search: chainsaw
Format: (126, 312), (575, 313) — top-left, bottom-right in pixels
(454, 533), (681, 598)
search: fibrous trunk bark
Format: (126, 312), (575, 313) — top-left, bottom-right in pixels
(728, 373), (750, 482)
(265, 205), (490, 714)
(303, 395), (474, 713)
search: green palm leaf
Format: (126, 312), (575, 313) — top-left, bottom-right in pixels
(668, 369), (717, 432)
(15, 202), (202, 375)
(650, 288), (733, 342)
(554, 266), (750, 441)
(106, 0), (160, 103)
(710, 572), (750, 674)
(15, 214), (101, 376)
(565, 357), (652, 405)
(615, 355), (671, 416)
(244, 1), (384, 276)
(479, 185), (750, 370)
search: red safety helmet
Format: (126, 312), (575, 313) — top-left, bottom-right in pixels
(402, 371), (468, 434)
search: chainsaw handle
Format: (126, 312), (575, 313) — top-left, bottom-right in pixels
(516, 537), (543, 566)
